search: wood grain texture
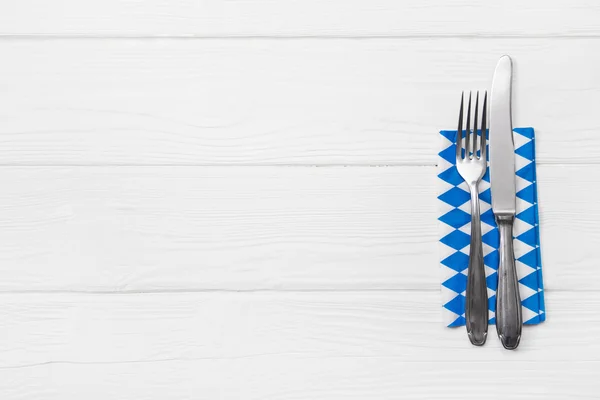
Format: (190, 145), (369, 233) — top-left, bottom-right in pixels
(1, 0), (599, 37)
(0, 165), (594, 292)
(0, 291), (597, 399)
(1, 360), (596, 400)
(1, 38), (599, 165)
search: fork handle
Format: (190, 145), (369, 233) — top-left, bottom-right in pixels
(466, 184), (488, 346)
(495, 215), (522, 350)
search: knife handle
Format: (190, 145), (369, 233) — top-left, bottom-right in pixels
(465, 184), (488, 346)
(495, 215), (522, 350)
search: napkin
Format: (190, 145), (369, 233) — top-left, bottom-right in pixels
(437, 127), (545, 327)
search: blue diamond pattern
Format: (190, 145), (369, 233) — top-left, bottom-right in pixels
(519, 272), (540, 292)
(482, 166), (490, 183)
(518, 249), (538, 269)
(516, 184), (535, 202)
(514, 127), (535, 139)
(437, 128), (545, 327)
(482, 228), (499, 248)
(479, 188), (492, 204)
(521, 292), (540, 312)
(441, 252), (469, 272)
(440, 130), (457, 143)
(440, 230), (470, 251)
(438, 187), (470, 208)
(515, 140), (535, 159)
(480, 208), (496, 227)
(516, 162), (535, 182)
(484, 250), (499, 270)
(488, 295), (496, 313)
(439, 145), (457, 165)
(486, 272), (498, 291)
(438, 166), (464, 187)
(443, 294), (466, 316)
(439, 208), (471, 229)
(449, 315), (466, 327)
(516, 228), (537, 248)
(442, 273), (467, 293)
(516, 205), (537, 226)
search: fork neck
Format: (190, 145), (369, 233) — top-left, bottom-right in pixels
(468, 182), (481, 210)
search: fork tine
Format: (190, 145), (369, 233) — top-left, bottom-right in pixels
(473, 91), (479, 158)
(480, 91), (488, 161)
(456, 92), (464, 160)
(465, 92), (472, 159)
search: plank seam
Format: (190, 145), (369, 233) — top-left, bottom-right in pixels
(1, 34), (600, 40)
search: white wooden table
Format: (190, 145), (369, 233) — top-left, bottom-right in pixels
(0, 1), (599, 398)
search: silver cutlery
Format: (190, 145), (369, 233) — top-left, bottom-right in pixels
(456, 91), (489, 346)
(490, 55), (522, 350)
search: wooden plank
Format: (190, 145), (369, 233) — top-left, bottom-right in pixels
(0, 0), (598, 37)
(0, 290), (596, 366)
(1, 359), (595, 400)
(0, 291), (597, 399)
(0, 165), (594, 291)
(0, 38), (598, 165)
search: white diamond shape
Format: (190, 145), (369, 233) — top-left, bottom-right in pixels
(515, 153), (531, 171)
(522, 305), (539, 323)
(513, 131), (530, 150)
(519, 282), (538, 300)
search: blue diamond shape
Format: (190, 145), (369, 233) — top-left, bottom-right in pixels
(516, 184), (535, 202)
(482, 228), (499, 248)
(443, 294), (465, 316)
(489, 317), (496, 324)
(481, 208), (496, 227)
(479, 188), (491, 204)
(518, 249), (538, 269)
(484, 249), (499, 270)
(439, 145), (457, 165)
(486, 272), (498, 291)
(439, 208), (471, 229)
(516, 162), (535, 182)
(442, 273), (467, 293)
(516, 227), (537, 248)
(438, 187), (470, 208)
(440, 130), (457, 143)
(521, 292), (540, 312)
(482, 166), (490, 183)
(440, 230), (470, 251)
(519, 271), (540, 291)
(448, 315), (466, 327)
(488, 295), (496, 313)
(524, 315), (541, 324)
(516, 205), (536, 226)
(438, 166), (464, 187)
(441, 252), (469, 272)
(515, 140), (535, 160)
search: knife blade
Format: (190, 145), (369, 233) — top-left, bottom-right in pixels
(490, 56), (516, 216)
(489, 55), (522, 350)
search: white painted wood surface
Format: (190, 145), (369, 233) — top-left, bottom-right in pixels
(1, 39), (598, 165)
(0, 165), (594, 292)
(1, 0), (599, 37)
(0, 291), (598, 399)
(0, 1), (598, 398)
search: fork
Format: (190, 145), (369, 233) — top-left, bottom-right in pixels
(456, 91), (489, 346)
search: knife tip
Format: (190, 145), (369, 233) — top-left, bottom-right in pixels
(499, 54), (512, 65)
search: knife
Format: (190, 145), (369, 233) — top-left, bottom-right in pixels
(489, 55), (522, 350)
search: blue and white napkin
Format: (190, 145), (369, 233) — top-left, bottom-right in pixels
(437, 128), (546, 327)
